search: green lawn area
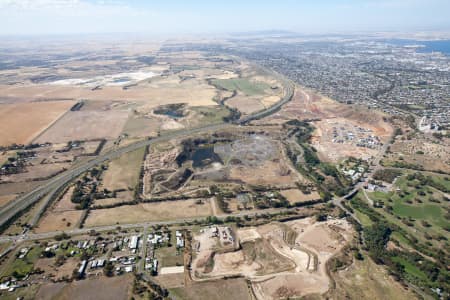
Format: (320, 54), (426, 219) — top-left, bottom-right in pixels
(391, 256), (428, 281)
(1, 246), (42, 278)
(368, 174), (449, 230)
(211, 78), (270, 96)
(354, 210), (373, 227)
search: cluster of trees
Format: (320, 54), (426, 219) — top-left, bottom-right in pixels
(350, 196), (450, 295)
(372, 169), (402, 183)
(407, 172), (449, 193)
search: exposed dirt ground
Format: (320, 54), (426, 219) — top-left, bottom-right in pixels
(35, 210), (83, 233)
(253, 88), (393, 162)
(2, 163), (70, 183)
(0, 100), (75, 146)
(170, 278), (252, 300)
(84, 199), (212, 227)
(34, 257), (79, 281)
(35, 110), (129, 143)
(327, 255), (417, 300)
(280, 189), (321, 204)
(387, 135), (450, 173)
(35, 273), (133, 300)
(191, 218), (353, 299)
(0, 194), (16, 208)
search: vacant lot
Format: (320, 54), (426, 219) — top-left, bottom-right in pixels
(35, 210), (83, 233)
(230, 160), (298, 186)
(280, 189), (321, 204)
(328, 254), (415, 300)
(226, 95), (265, 114)
(84, 199), (212, 227)
(121, 115), (161, 138)
(170, 278), (251, 300)
(35, 110), (129, 143)
(101, 147), (145, 191)
(0, 194), (16, 207)
(3, 162), (70, 183)
(35, 274), (132, 300)
(0, 100), (74, 146)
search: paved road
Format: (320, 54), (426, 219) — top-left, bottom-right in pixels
(0, 207), (296, 243)
(0, 76), (295, 230)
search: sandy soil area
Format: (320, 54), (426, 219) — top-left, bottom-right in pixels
(160, 266), (185, 275)
(238, 228), (261, 243)
(0, 100), (75, 146)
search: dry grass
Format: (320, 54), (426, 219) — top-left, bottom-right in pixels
(35, 273), (133, 300)
(0, 194), (16, 208)
(170, 278), (251, 300)
(84, 199), (212, 227)
(327, 255), (416, 300)
(2, 163), (70, 183)
(280, 189), (321, 204)
(229, 160), (298, 186)
(35, 110), (129, 143)
(0, 100), (74, 146)
(35, 210), (83, 233)
(101, 147), (145, 191)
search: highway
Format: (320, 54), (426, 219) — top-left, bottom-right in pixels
(0, 76), (295, 230)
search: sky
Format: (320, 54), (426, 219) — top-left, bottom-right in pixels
(1, 0), (450, 36)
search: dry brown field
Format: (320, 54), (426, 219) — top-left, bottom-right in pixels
(170, 278), (252, 300)
(121, 115), (161, 138)
(84, 199), (212, 227)
(35, 273), (133, 300)
(101, 147), (145, 191)
(0, 194), (16, 208)
(327, 255), (416, 300)
(2, 163), (70, 183)
(35, 210), (83, 233)
(254, 87), (393, 162)
(35, 110), (129, 143)
(34, 257), (79, 281)
(229, 160), (298, 186)
(280, 189), (321, 204)
(52, 186), (77, 211)
(226, 95), (265, 114)
(191, 217), (353, 299)
(0, 180), (46, 197)
(0, 100), (75, 146)
(154, 273), (185, 289)
(386, 136), (450, 173)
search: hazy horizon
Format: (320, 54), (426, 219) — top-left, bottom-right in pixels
(1, 0), (450, 36)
